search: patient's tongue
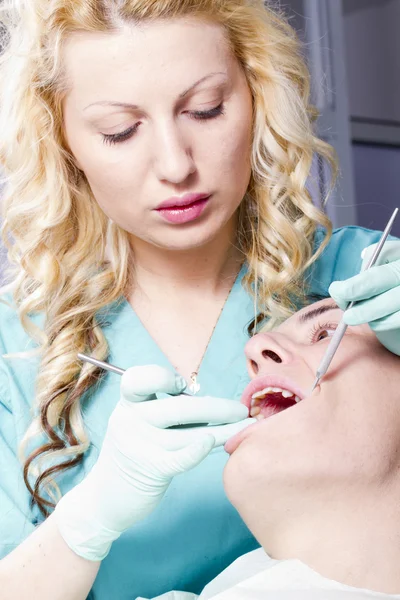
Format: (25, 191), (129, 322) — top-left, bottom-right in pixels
(259, 393), (297, 418)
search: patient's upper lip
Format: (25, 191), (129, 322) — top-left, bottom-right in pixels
(241, 374), (306, 410)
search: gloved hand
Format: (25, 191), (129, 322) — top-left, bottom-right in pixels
(54, 365), (251, 561)
(329, 240), (400, 355)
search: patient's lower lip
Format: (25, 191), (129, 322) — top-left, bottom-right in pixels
(225, 422), (258, 454)
(225, 396), (301, 453)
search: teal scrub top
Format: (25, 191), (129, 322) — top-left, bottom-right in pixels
(0, 226), (387, 599)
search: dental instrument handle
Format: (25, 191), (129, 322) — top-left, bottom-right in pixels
(362, 207), (398, 271)
(312, 320), (348, 390)
(77, 353), (126, 375)
(311, 206), (398, 392)
(77, 352), (191, 395)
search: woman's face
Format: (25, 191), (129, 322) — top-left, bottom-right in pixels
(62, 18), (253, 251)
(224, 299), (400, 547)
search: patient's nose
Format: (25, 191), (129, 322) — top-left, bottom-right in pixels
(245, 332), (295, 377)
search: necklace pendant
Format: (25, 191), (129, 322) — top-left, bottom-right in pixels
(189, 372), (200, 394)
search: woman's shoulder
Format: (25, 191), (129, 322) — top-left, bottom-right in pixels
(314, 224), (385, 253)
(0, 290), (42, 356)
(310, 225), (387, 297)
(0, 290), (43, 411)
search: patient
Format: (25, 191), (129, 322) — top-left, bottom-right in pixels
(145, 298), (400, 599)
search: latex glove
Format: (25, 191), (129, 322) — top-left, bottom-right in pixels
(329, 240), (400, 355)
(54, 365), (251, 561)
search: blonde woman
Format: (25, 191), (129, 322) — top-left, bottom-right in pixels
(0, 0), (400, 599)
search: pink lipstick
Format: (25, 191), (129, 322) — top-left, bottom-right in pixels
(156, 193), (210, 225)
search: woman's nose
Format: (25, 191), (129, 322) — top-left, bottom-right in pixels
(153, 122), (196, 184)
(245, 332), (295, 377)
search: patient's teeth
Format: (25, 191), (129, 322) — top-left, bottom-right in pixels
(250, 384), (303, 417)
(251, 396), (265, 408)
(250, 405), (261, 417)
(252, 387), (271, 399)
(251, 386), (297, 402)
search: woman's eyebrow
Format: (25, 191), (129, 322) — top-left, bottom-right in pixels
(83, 72), (228, 112)
(179, 71), (227, 98)
(298, 302), (339, 324)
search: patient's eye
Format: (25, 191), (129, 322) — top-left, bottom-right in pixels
(309, 321), (337, 343)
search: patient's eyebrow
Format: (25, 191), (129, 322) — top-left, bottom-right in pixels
(298, 302), (339, 324)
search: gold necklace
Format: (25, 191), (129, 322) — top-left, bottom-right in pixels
(188, 274), (239, 395)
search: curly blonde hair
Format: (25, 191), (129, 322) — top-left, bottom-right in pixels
(0, 0), (335, 516)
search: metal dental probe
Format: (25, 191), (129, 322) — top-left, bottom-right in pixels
(77, 352), (192, 395)
(77, 353), (212, 428)
(78, 353), (125, 375)
(310, 207), (399, 393)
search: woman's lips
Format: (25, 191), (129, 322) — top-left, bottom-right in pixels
(156, 194), (211, 224)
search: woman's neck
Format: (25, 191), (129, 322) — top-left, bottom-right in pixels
(128, 222), (244, 297)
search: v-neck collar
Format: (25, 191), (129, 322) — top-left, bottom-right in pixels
(105, 263), (251, 394)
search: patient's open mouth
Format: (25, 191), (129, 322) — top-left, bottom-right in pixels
(224, 376), (307, 454)
(250, 386), (301, 420)
(242, 376), (306, 421)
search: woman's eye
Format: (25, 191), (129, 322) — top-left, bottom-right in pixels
(188, 102), (225, 121)
(316, 329), (334, 342)
(309, 322), (337, 343)
(101, 102), (225, 146)
(102, 123), (139, 145)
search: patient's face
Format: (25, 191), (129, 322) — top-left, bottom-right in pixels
(224, 298), (400, 544)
